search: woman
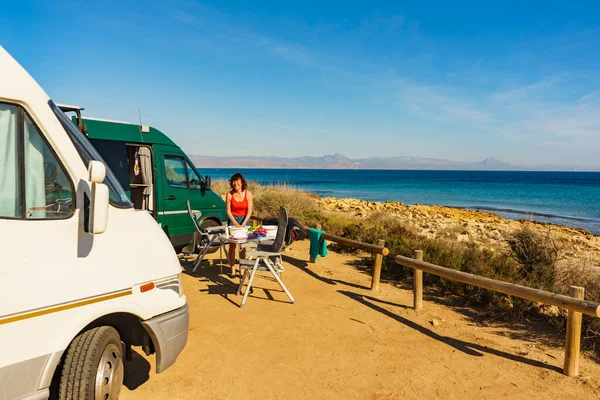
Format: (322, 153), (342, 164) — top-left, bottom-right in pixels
(226, 172), (253, 276)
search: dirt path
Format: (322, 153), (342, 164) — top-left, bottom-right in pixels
(120, 241), (600, 399)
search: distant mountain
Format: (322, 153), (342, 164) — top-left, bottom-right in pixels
(188, 154), (595, 171)
(471, 157), (514, 169)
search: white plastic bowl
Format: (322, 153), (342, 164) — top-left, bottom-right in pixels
(229, 226), (249, 239)
(262, 225), (278, 239)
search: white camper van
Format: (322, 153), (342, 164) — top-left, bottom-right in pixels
(0, 47), (189, 400)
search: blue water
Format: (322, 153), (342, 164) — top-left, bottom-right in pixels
(202, 168), (600, 234)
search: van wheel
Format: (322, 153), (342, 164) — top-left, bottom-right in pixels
(58, 326), (124, 400)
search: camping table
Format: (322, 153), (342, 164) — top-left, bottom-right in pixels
(215, 235), (274, 283)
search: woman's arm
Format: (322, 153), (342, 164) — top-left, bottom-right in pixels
(225, 192), (239, 226)
(242, 191), (253, 227)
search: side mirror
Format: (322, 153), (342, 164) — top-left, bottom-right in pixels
(204, 175), (211, 191)
(88, 161), (109, 234)
(89, 160), (106, 183)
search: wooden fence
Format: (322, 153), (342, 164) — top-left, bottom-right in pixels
(303, 224), (389, 291)
(395, 251), (600, 377)
(249, 217), (388, 291)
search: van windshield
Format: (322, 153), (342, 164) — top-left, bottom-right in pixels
(49, 101), (133, 208)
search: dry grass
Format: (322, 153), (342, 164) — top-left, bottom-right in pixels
(212, 179), (320, 220)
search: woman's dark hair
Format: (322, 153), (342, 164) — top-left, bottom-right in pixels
(229, 172), (247, 191)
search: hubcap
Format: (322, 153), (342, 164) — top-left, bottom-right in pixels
(95, 343), (124, 400)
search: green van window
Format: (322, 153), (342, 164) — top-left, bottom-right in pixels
(164, 156), (188, 188)
(186, 162), (202, 189)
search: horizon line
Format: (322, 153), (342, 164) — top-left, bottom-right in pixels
(195, 166), (600, 173)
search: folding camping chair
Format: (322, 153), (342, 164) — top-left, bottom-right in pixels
(186, 200), (227, 273)
(236, 206), (295, 308)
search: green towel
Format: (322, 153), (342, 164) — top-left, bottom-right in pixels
(309, 228), (328, 260)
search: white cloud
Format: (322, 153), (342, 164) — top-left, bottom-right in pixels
(490, 76), (564, 103)
(392, 80), (494, 125)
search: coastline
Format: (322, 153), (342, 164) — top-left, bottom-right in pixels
(317, 196), (600, 271)
(204, 168), (600, 235)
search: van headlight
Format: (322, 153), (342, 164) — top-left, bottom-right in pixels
(156, 274), (183, 297)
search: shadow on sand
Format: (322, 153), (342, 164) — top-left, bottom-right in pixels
(289, 252), (565, 354)
(338, 289), (562, 374)
(182, 258), (291, 306)
(282, 254), (371, 290)
(123, 348), (151, 390)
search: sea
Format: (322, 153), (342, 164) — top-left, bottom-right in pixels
(202, 168), (600, 235)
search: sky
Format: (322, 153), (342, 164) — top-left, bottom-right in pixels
(2, 0), (600, 168)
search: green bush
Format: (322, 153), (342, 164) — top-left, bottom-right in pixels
(507, 228), (557, 291)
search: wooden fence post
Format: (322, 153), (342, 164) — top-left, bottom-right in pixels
(309, 224), (322, 263)
(564, 286), (585, 376)
(370, 239), (385, 291)
(413, 250), (424, 310)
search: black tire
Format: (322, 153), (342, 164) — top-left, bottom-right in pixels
(58, 326), (124, 400)
(196, 219), (222, 254)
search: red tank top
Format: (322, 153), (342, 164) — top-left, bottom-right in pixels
(230, 191), (248, 216)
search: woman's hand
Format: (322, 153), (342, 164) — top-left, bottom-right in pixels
(234, 222), (241, 228)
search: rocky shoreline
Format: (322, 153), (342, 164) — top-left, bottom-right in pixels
(318, 196), (600, 271)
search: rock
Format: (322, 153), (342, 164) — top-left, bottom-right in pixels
(541, 305), (561, 318)
(428, 319), (440, 327)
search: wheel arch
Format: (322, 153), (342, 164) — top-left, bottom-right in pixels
(199, 214), (223, 226)
(44, 311), (153, 394)
(181, 215), (223, 254)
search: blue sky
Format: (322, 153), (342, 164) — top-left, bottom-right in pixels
(2, 0), (599, 168)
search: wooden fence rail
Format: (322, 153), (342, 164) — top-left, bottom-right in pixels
(249, 216), (389, 291)
(395, 251), (600, 377)
(301, 225), (388, 290)
(302, 227), (389, 256)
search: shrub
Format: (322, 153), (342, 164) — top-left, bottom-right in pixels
(507, 228), (557, 291)
(253, 184), (320, 220)
(212, 179), (321, 222)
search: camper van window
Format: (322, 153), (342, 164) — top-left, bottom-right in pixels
(164, 156), (188, 188)
(23, 113), (75, 219)
(49, 101), (133, 208)
(0, 103), (20, 218)
(0, 102), (75, 219)
(186, 162), (202, 189)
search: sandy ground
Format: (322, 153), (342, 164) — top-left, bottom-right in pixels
(120, 241), (600, 400)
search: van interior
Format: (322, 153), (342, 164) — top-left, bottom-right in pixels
(126, 144), (154, 213)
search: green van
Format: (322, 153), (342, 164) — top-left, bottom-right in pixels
(59, 105), (227, 252)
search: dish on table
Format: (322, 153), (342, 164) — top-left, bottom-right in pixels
(229, 226), (249, 239)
